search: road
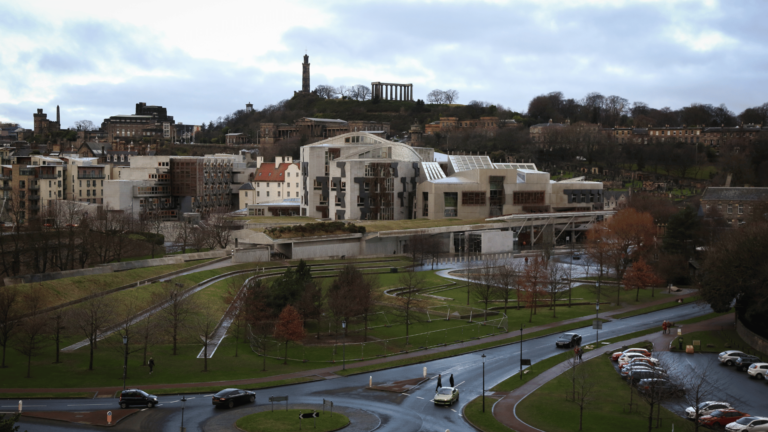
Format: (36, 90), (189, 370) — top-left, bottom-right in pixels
(14, 300), (715, 432)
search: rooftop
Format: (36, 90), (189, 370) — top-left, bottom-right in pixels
(701, 187), (768, 202)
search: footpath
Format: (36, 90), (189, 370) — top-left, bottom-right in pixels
(492, 313), (734, 432)
(3, 290), (699, 397)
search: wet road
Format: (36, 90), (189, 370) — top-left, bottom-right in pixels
(14, 300), (716, 432)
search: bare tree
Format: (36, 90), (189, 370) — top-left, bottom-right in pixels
(243, 278), (271, 371)
(427, 89), (445, 104)
(471, 258), (498, 321)
(187, 305), (219, 372)
(315, 85), (336, 99)
(0, 286), (20, 368)
(173, 220), (193, 254)
(669, 357), (737, 432)
(205, 210), (233, 249)
(296, 280), (324, 341)
(443, 89), (459, 104)
(392, 269), (427, 346)
(635, 358), (684, 432)
(521, 255), (548, 322)
(224, 277), (247, 357)
(571, 358), (597, 431)
(494, 258), (521, 318)
(48, 307), (68, 364)
(546, 260), (568, 318)
(70, 294), (113, 370)
(74, 120), (96, 131)
(112, 297), (151, 378)
(13, 286), (50, 377)
(353, 85), (372, 101)
(153, 282), (198, 355)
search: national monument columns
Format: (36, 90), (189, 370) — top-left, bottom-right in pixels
(371, 82), (413, 101)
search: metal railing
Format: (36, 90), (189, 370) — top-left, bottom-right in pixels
(77, 173), (105, 179)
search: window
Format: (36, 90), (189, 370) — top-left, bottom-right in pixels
(313, 180), (322, 190)
(364, 182), (370, 193)
(87, 180), (91, 187)
(287, 192), (290, 197)
(257, 191), (260, 197)
(513, 191), (545, 205)
(444, 192), (458, 217)
(462, 191), (486, 205)
(287, 172), (290, 177)
(245, 191), (248, 197)
(296, 182), (299, 188)
(266, 191), (270, 197)
(335, 195), (341, 204)
(422, 192), (429, 217)
(738, 204), (743, 214)
(341, 181), (346, 191)
(727, 204), (733, 214)
(277, 191), (281, 197)
(357, 196), (364, 207)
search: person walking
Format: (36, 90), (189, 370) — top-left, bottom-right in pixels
(449, 374), (455, 387)
(578, 346), (583, 362)
(662, 321), (667, 335)
(436, 374), (442, 392)
(574, 346), (580, 363)
(148, 357), (155, 374)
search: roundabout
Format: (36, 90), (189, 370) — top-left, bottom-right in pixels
(235, 408), (349, 432)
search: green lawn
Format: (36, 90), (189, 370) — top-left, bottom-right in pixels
(492, 350), (574, 392)
(463, 396), (511, 432)
(516, 354), (690, 432)
(149, 376), (321, 396)
(670, 328), (766, 356)
(0, 392), (94, 399)
(612, 296), (698, 319)
(236, 409), (349, 432)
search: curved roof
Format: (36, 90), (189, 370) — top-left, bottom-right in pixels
(307, 132), (425, 161)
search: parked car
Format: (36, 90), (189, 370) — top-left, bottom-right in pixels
(719, 350), (747, 366)
(434, 387), (459, 406)
(628, 369), (668, 385)
(611, 348), (651, 362)
(620, 364), (664, 378)
(747, 363), (768, 380)
(636, 378), (684, 396)
(699, 410), (751, 428)
(726, 417), (768, 432)
(685, 401), (734, 419)
(736, 355), (763, 372)
(618, 352), (650, 366)
(620, 357), (660, 370)
(555, 333), (582, 348)
(211, 388), (256, 409)
(119, 389), (158, 409)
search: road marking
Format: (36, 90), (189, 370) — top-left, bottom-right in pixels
(416, 396), (424, 400)
(67, 404), (110, 406)
(401, 393), (409, 396)
(2, 405), (45, 408)
(156, 404), (163, 407)
(168, 400), (180, 403)
(429, 399), (435, 403)
(451, 409), (457, 412)
(204, 394), (214, 397)
(186, 397), (195, 400)
(456, 381), (465, 387)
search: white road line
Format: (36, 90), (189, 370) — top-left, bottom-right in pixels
(186, 397), (195, 400)
(416, 396), (424, 400)
(168, 400), (180, 403)
(456, 381), (465, 387)
(156, 404), (163, 407)
(2, 405), (45, 408)
(401, 393), (409, 396)
(67, 404), (110, 406)
(429, 399), (435, 403)
(204, 394), (214, 397)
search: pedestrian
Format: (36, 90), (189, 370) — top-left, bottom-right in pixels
(449, 374), (455, 387)
(574, 346), (580, 362)
(148, 357), (155, 374)
(662, 321), (667, 335)
(436, 374), (442, 392)
(578, 346), (583, 362)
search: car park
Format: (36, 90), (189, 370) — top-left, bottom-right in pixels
(725, 417), (768, 432)
(746, 363), (768, 380)
(636, 378), (684, 396)
(611, 348), (651, 362)
(555, 333), (582, 348)
(119, 389), (158, 409)
(433, 387), (459, 406)
(736, 355), (762, 372)
(618, 352), (650, 366)
(699, 410), (751, 428)
(620, 357), (660, 370)
(685, 401), (734, 419)
(719, 350), (747, 366)
(211, 388), (256, 409)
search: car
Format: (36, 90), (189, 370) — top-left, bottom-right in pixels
(619, 355), (659, 369)
(726, 417), (768, 432)
(699, 410), (751, 428)
(119, 389), (158, 409)
(433, 387), (459, 406)
(747, 363), (768, 379)
(211, 388), (256, 409)
(572, 253), (581, 260)
(555, 333), (582, 348)
(736, 355), (763, 372)
(618, 352), (649, 366)
(636, 378), (684, 396)
(685, 401), (733, 419)
(719, 350), (747, 366)
(620, 364), (664, 378)
(611, 348), (651, 362)
(628, 369), (668, 385)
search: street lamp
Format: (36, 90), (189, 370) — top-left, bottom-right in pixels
(341, 320), (347, 371)
(122, 335), (128, 390)
(595, 282), (600, 344)
(180, 396), (187, 432)
(481, 353), (486, 413)
(519, 324), (524, 380)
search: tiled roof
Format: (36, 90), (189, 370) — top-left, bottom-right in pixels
(254, 162), (299, 182)
(701, 187), (768, 202)
(238, 183), (255, 191)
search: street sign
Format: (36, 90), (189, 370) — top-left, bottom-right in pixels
(299, 412), (320, 419)
(521, 359), (531, 366)
(592, 319), (602, 329)
(269, 395), (288, 412)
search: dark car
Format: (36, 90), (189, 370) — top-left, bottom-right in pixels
(211, 388), (256, 409)
(736, 355), (762, 372)
(636, 378), (684, 397)
(119, 389), (158, 409)
(628, 369), (668, 385)
(556, 333), (582, 348)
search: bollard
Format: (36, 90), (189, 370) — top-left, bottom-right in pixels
(18, 400), (22, 413)
(107, 411), (112, 425)
(369, 376), (372, 387)
(423, 367), (427, 378)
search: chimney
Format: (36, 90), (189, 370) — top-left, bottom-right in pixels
(56, 105), (60, 124)
(725, 173), (732, 187)
(256, 156), (263, 169)
(275, 156), (281, 168)
(286, 156), (292, 163)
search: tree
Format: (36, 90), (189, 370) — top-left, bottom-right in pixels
(622, 258), (663, 300)
(392, 269), (427, 345)
(48, 307), (68, 364)
(672, 358), (734, 432)
(663, 206), (700, 256)
(443, 89), (459, 104)
(0, 287), (20, 368)
(205, 210), (234, 249)
(188, 305), (219, 372)
(521, 256), (548, 322)
(572, 361), (596, 431)
(242, 278), (271, 371)
(604, 208), (656, 304)
(70, 294), (113, 370)
(13, 287), (50, 378)
(493, 259), (521, 318)
(0, 413), (22, 432)
(427, 89), (445, 104)
(74, 120), (96, 131)
(273, 305), (305, 365)
(295, 280), (324, 340)
(546, 260), (568, 318)
(471, 258), (497, 321)
(153, 282), (198, 355)
(224, 277), (248, 357)
(315, 85), (336, 99)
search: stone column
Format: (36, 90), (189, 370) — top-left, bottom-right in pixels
(385, 85), (388, 100)
(400, 85), (403, 101)
(410, 84), (413, 101)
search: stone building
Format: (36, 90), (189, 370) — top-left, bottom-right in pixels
(425, 117), (505, 135)
(700, 187), (768, 226)
(259, 118), (389, 145)
(101, 103), (175, 144)
(237, 156), (300, 208)
(33, 107), (61, 136)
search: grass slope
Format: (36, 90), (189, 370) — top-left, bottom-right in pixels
(236, 409), (349, 432)
(463, 396), (511, 432)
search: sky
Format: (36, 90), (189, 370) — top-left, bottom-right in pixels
(1, 0), (767, 129)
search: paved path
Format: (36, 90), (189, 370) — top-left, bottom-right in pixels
(492, 313), (734, 432)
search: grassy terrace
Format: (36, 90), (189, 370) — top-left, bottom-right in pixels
(251, 217), (504, 237)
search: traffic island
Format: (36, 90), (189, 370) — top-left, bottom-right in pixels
(236, 409), (349, 432)
(367, 377), (427, 393)
(21, 409), (140, 427)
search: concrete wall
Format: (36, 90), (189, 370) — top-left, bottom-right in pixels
(232, 247), (270, 263)
(292, 238), (362, 259)
(737, 319), (768, 356)
(479, 230), (516, 254)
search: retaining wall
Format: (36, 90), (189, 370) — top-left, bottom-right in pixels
(736, 319), (768, 356)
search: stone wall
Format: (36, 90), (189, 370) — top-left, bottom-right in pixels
(736, 319), (768, 356)
(232, 247), (271, 263)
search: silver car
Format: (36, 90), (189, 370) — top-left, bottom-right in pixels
(685, 401), (733, 420)
(718, 350), (746, 366)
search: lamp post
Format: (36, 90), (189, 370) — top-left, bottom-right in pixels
(519, 324), (524, 380)
(180, 396), (187, 432)
(595, 281), (600, 345)
(481, 353), (486, 413)
(122, 335), (128, 390)
(341, 320), (347, 371)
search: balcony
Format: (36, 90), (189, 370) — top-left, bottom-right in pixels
(29, 184), (39, 191)
(28, 195), (40, 201)
(78, 173), (106, 179)
(30, 204), (40, 211)
(1, 184), (11, 191)
(39, 173), (57, 179)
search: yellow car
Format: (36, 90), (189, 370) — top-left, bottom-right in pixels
(434, 387), (459, 406)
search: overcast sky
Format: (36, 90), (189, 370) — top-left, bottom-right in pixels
(1, 0), (766, 129)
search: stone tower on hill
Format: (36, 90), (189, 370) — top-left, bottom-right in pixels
(302, 54), (310, 93)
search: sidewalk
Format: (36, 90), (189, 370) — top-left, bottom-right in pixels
(492, 313), (734, 432)
(3, 290), (700, 396)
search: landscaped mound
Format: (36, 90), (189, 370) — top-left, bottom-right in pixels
(265, 222), (366, 239)
(235, 409), (349, 432)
